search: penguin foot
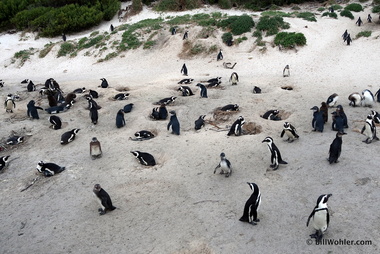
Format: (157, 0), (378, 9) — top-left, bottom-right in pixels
(309, 233), (318, 239)
(98, 209), (106, 215)
(269, 164), (275, 168)
(225, 174), (230, 177)
(250, 221), (258, 226)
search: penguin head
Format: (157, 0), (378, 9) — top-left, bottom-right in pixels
(283, 122), (290, 128)
(17, 136), (24, 143)
(1, 155), (10, 163)
(93, 184), (102, 192)
(169, 110), (176, 115)
(310, 106), (319, 112)
(316, 194), (332, 208)
(273, 110), (279, 114)
(234, 104), (239, 110)
(92, 137), (98, 142)
(367, 114), (373, 120)
(336, 105), (344, 111)
(36, 161), (44, 172)
(130, 151), (140, 157)
(171, 96), (176, 101)
(134, 132), (141, 138)
(336, 132), (347, 137)
(247, 182), (259, 193)
(220, 152), (226, 158)
(262, 136), (273, 144)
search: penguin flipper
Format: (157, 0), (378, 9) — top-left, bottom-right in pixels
(280, 130), (285, 138)
(306, 211), (315, 227)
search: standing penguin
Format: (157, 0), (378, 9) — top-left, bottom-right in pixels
(100, 78), (109, 88)
(326, 93), (339, 107)
(183, 30), (189, 40)
(214, 152), (232, 177)
(196, 83), (208, 98)
(151, 104), (168, 120)
(194, 115), (206, 130)
(116, 109), (125, 128)
(311, 106), (324, 132)
(320, 102), (328, 123)
(328, 131), (346, 164)
(62, 33), (66, 42)
(307, 194), (332, 240)
(283, 64), (290, 77)
(280, 122), (299, 142)
(342, 29), (348, 41)
(345, 34), (352, 45)
(89, 106), (98, 125)
(93, 184), (116, 215)
(361, 115), (378, 144)
(4, 94), (16, 113)
(181, 63), (188, 76)
(229, 72), (239, 85)
(217, 49), (223, 61)
(167, 110), (180, 135)
(331, 111), (344, 132)
(90, 137), (102, 159)
(262, 136), (287, 170)
(49, 115), (62, 130)
(22, 79), (36, 92)
(356, 17), (363, 26)
(27, 100), (43, 119)
(227, 116), (245, 136)
(374, 89), (380, 102)
(336, 105), (348, 128)
(110, 24), (114, 32)
(60, 128), (80, 145)
(239, 182), (261, 225)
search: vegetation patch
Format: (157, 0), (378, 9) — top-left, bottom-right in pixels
(256, 16), (290, 36)
(340, 9), (354, 20)
(356, 31), (372, 39)
(217, 15), (255, 35)
(344, 3), (363, 12)
(58, 42), (76, 57)
(274, 32), (307, 48)
(14, 48), (35, 66)
(322, 12), (338, 19)
(295, 12), (317, 22)
(39, 43), (55, 58)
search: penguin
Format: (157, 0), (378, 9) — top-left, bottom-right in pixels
(6, 136), (24, 145)
(229, 72), (239, 85)
(253, 86), (262, 94)
(220, 104), (239, 111)
(214, 152), (232, 177)
(280, 122), (299, 142)
(100, 78), (109, 88)
(194, 115), (206, 130)
(116, 109), (125, 128)
(171, 27), (176, 35)
(374, 89), (380, 103)
(36, 161), (65, 177)
(331, 111), (344, 132)
(348, 92), (362, 107)
(46, 90), (58, 107)
(22, 79), (36, 92)
(114, 93), (129, 100)
(178, 78), (194, 84)
(336, 105), (348, 128)
(86, 96), (101, 110)
(167, 110), (180, 135)
(370, 110), (380, 124)
(90, 106), (98, 124)
(217, 49), (223, 61)
(65, 92), (77, 105)
(55, 91), (65, 104)
(110, 24), (114, 32)
(134, 130), (155, 140)
(196, 83), (208, 98)
(307, 194), (332, 240)
(0, 155), (10, 171)
(283, 64), (290, 77)
(73, 87), (86, 93)
(320, 102), (328, 123)
(27, 100), (43, 119)
(49, 115), (62, 130)
(62, 33), (66, 42)
(130, 151), (156, 166)
(4, 94), (16, 113)
(123, 103), (134, 113)
(261, 110), (281, 121)
(181, 63), (188, 76)
(0, 80), (4, 87)
(60, 128), (80, 145)
(156, 96), (176, 105)
(207, 80), (221, 88)
(239, 182), (261, 225)
(93, 184), (116, 215)
(151, 104), (168, 120)
(361, 115), (378, 144)
(89, 89), (99, 98)
(183, 31), (189, 40)
(178, 86), (194, 96)
(310, 106), (324, 132)
(207, 77), (222, 84)
(326, 93), (339, 107)
(90, 137), (102, 159)
(328, 131), (346, 164)
(45, 102), (71, 114)
(227, 116), (245, 136)
(342, 29), (348, 40)
(262, 136), (287, 170)
(361, 89), (374, 107)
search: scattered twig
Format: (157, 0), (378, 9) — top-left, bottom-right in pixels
(20, 176), (40, 192)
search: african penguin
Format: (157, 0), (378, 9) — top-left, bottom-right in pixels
(178, 86), (194, 96)
(60, 128), (80, 145)
(262, 136), (287, 170)
(220, 104), (239, 112)
(283, 64), (290, 77)
(181, 63), (188, 76)
(4, 94), (16, 113)
(207, 81), (221, 88)
(114, 93), (129, 100)
(93, 184), (116, 215)
(326, 93), (339, 107)
(134, 130), (155, 140)
(328, 131), (346, 164)
(157, 96), (176, 105)
(336, 105), (348, 128)
(130, 151), (156, 166)
(196, 83), (208, 98)
(311, 106), (324, 132)
(89, 89), (99, 98)
(45, 103), (71, 114)
(194, 115), (206, 130)
(183, 31), (189, 40)
(65, 93), (76, 105)
(239, 182), (261, 225)
(361, 115), (378, 144)
(151, 104), (168, 120)
(123, 103), (134, 113)
(49, 115), (62, 130)
(90, 137), (102, 159)
(207, 77), (222, 84)
(22, 79), (36, 92)
(280, 122), (299, 142)
(307, 194), (332, 241)
(178, 78), (194, 84)
(6, 136), (24, 145)
(100, 78), (109, 88)
(361, 89), (374, 107)
(86, 97), (101, 110)
(116, 109), (126, 128)
(320, 102), (328, 123)
(90, 106), (98, 124)
(229, 72), (239, 85)
(0, 80), (4, 87)
(36, 161), (65, 177)
(27, 100), (43, 119)
(370, 110), (380, 124)
(375, 89), (380, 102)
(73, 87), (86, 93)
(217, 49), (223, 61)
(348, 92), (362, 107)
(214, 152), (232, 177)
(253, 86), (262, 94)
(0, 156), (10, 172)
(227, 116), (245, 136)
(331, 111), (344, 133)
(167, 110), (180, 135)
(261, 110), (281, 121)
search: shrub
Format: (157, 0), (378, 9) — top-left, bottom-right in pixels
(261, 11), (292, 17)
(58, 42), (76, 57)
(296, 12), (317, 22)
(218, 15), (254, 35)
(221, 32), (233, 45)
(219, 0), (232, 9)
(330, 4), (343, 11)
(373, 6), (380, 13)
(14, 48), (35, 66)
(190, 43), (206, 55)
(344, 3), (363, 12)
(208, 45), (218, 53)
(143, 40), (156, 49)
(155, 0), (202, 11)
(256, 16), (290, 36)
(322, 12), (338, 19)
(39, 42), (55, 58)
(340, 9), (354, 20)
(132, 0), (143, 14)
(274, 32), (307, 48)
(356, 31), (372, 38)
(317, 7), (325, 12)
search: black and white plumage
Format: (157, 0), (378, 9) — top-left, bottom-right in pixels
(93, 184), (116, 215)
(311, 106), (324, 132)
(73, 87), (86, 93)
(196, 83), (208, 98)
(361, 89), (374, 107)
(151, 104), (168, 120)
(374, 89), (380, 103)
(326, 93), (339, 107)
(328, 132), (346, 164)
(183, 31), (188, 40)
(36, 161), (65, 177)
(253, 86), (262, 94)
(307, 194), (332, 240)
(49, 115), (62, 130)
(370, 110), (380, 124)
(27, 100), (43, 119)
(220, 104), (239, 112)
(361, 115), (378, 144)
(207, 77), (222, 84)
(181, 63), (188, 76)
(4, 94), (16, 113)
(261, 110), (281, 121)
(280, 122), (299, 142)
(207, 81), (221, 88)
(116, 109), (125, 128)
(229, 72), (239, 85)
(86, 96), (101, 110)
(6, 136), (24, 145)
(89, 89), (99, 98)
(100, 78), (109, 88)
(283, 64), (290, 77)
(90, 106), (98, 124)
(123, 103), (134, 113)
(156, 96), (176, 105)
(62, 33), (66, 41)
(65, 93), (76, 105)
(134, 130), (155, 140)
(227, 116), (245, 136)
(239, 182), (261, 225)
(60, 128), (80, 145)
(217, 49), (223, 61)
(130, 151), (156, 166)
(167, 110), (180, 135)
(45, 102), (71, 114)
(194, 115), (206, 130)
(0, 156), (10, 172)
(178, 78), (194, 84)
(214, 152), (232, 177)
(262, 136), (287, 170)
(90, 137), (102, 159)
(178, 86), (194, 96)
(22, 79), (36, 92)
(114, 93), (129, 100)
(348, 92), (362, 107)
(0, 80), (4, 87)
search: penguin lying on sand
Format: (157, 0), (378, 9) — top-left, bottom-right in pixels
(36, 161), (65, 177)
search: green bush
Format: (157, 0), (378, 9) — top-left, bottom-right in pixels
(155, 0), (202, 11)
(317, 7), (325, 12)
(39, 43), (55, 58)
(256, 16), (290, 36)
(274, 32), (307, 48)
(132, 0), (143, 14)
(356, 31), (372, 38)
(373, 6), (380, 13)
(344, 3), (363, 12)
(218, 15), (254, 35)
(322, 12), (338, 19)
(296, 12), (317, 22)
(261, 11), (292, 17)
(330, 4), (343, 11)
(340, 9), (354, 20)
(14, 48), (35, 66)
(143, 40), (156, 49)
(58, 42), (76, 57)
(222, 32), (233, 45)
(219, 0), (232, 9)
(190, 43), (206, 55)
